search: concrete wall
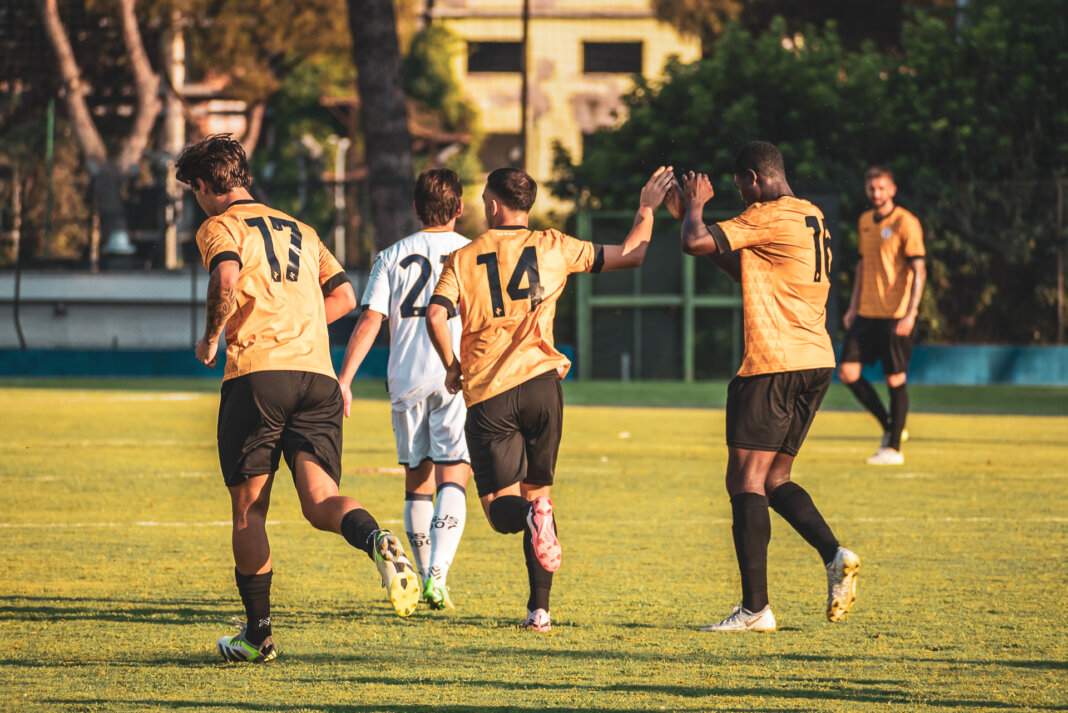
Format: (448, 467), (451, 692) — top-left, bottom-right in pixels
(0, 270), (365, 350)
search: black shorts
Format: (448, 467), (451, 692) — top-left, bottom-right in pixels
(217, 370), (343, 487)
(465, 370), (563, 498)
(725, 368), (832, 456)
(840, 317), (913, 374)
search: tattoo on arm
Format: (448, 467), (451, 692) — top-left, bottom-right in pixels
(204, 273), (236, 340)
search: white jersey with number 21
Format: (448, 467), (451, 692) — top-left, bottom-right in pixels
(361, 229), (469, 411)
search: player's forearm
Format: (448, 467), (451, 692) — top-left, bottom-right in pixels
(203, 267), (237, 342)
(681, 202), (718, 256)
(905, 259), (926, 317)
(338, 309), (383, 386)
(323, 283), (357, 324)
(619, 205), (655, 264)
(426, 304), (456, 368)
(602, 206), (655, 271)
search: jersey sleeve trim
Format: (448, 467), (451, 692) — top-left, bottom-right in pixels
(321, 271), (350, 296)
(208, 251), (241, 274)
(707, 224), (731, 254)
(590, 245), (605, 273)
(429, 294), (456, 318)
(905, 253), (926, 260)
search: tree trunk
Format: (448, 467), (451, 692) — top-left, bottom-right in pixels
(37, 0), (161, 259)
(347, 0), (420, 252)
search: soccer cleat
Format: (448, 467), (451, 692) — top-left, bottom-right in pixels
(373, 530), (421, 617)
(880, 428), (909, 448)
(423, 577), (454, 610)
(826, 546), (861, 622)
(520, 608), (552, 633)
(867, 446), (904, 465)
(700, 603), (776, 632)
(216, 619), (277, 663)
(526, 496), (562, 572)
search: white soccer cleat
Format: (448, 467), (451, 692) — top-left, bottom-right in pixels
(520, 608), (552, 633)
(867, 446), (904, 465)
(826, 547), (860, 622)
(700, 603), (776, 632)
(216, 619), (277, 663)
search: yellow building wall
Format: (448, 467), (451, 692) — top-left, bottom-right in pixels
(433, 2), (702, 188)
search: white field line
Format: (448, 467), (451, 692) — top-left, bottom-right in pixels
(0, 518), (406, 529)
(0, 517), (1061, 529)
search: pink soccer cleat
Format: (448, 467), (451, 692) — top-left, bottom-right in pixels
(526, 496), (562, 572)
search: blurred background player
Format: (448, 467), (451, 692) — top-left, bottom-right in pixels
(426, 166), (675, 632)
(338, 168), (472, 611)
(839, 166), (927, 465)
(176, 134), (420, 663)
(674, 141), (859, 632)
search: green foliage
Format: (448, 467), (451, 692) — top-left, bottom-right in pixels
(1, 383), (1066, 711)
(554, 0), (1068, 344)
(402, 24), (475, 133)
(403, 24), (485, 187)
(248, 53), (355, 238)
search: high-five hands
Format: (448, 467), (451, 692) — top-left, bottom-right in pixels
(639, 166), (677, 211)
(680, 171), (715, 207)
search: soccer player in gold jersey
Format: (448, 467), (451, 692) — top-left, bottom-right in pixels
(840, 166), (926, 465)
(673, 141), (859, 631)
(176, 135), (420, 663)
(426, 166), (675, 631)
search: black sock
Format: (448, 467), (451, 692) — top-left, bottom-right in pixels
(523, 523), (553, 611)
(730, 493), (770, 613)
(487, 495), (529, 534)
(340, 508), (380, 560)
(888, 383), (908, 450)
(768, 481), (839, 565)
(845, 377), (890, 430)
(234, 568), (272, 646)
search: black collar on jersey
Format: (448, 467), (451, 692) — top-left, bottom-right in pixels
(227, 199), (260, 209)
(495, 225), (529, 231)
(873, 205), (898, 223)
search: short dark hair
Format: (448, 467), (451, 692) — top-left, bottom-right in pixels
(485, 167), (537, 212)
(414, 168), (462, 226)
(733, 141), (785, 180)
(174, 134), (252, 194)
(864, 165), (895, 183)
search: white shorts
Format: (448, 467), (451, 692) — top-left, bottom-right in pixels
(391, 384), (469, 468)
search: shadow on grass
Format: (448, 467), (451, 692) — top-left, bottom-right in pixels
(44, 703), (770, 713)
(0, 595), (230, 625)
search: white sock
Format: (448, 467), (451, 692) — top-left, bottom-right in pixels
(429, 483), (467, 585)
(404, 493), (434, 581)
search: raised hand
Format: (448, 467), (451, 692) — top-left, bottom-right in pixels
(639, 166), (676, 211)
(665, 181), (685, 220)
(681, 172), (715, 207)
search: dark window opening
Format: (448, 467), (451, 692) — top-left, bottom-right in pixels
(583, 42), (643, 74)
(478, 133), (523, 170)
(467, 41), (522, 73)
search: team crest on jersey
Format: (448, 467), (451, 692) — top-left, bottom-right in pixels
(880, 228), (892, 239)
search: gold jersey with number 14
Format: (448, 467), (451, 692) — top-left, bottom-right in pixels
(431, 227), (603, 406)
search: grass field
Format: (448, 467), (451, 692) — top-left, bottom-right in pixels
(1, 380), (1065, 712)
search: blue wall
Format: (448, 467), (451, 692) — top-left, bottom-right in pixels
(0, 344), (1065, 385)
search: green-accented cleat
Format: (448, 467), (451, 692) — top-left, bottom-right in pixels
(217, 619), (277, 663)
(423, 577), (454, 610)
(373, 530), (421, 617)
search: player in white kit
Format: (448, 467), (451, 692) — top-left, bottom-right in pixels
(338, 168), (472, 610)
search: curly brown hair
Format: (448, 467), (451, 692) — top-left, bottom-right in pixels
(174, 134), (252, 194)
